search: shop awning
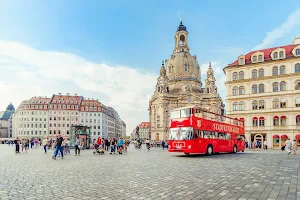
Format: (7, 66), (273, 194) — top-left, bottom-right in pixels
(273, 116), (279, 119)
(240, 118), (244, 121)
(295, 134), (300, 139)
(273, 135), (279, 139)
(296, 115), (300, 119)
(281, 135), (288, 139)
(259, 116), (265, 120)
(281, 116), (286, 119)
(253, 117), (258, 120)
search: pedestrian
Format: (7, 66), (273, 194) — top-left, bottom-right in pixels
(255, 140), (260, 151)
(292, 139), (297, 155)
(245, 140), (249, 149)
(285, 138), (292, 155)
(30, 140), (34, 149)
(15, 137), (20, 153)
(110, 138), (116, 154)
(118, 137), (124, 154)
(105, 138), (109, 151)
(43, 137), (48, 154)
(21, 139), (25, 152)
(162, 140), (165, 150)
(75, 136), (81, 156)
(25, 139), (29, 152)
(52, 134), (64, 160)
(263, 140), (268, 150)
(65, 138), (70, 155)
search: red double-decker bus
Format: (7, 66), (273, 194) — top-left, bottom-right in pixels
(168, 105), (245, 155)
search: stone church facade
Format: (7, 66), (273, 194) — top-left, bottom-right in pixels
(149, 21), (224, 141)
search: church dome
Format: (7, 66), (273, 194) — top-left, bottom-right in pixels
(177, 20), (187, 32)
(6, 103), (15, 111)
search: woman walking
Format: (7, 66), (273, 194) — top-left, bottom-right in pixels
(292, 139), (297, 155)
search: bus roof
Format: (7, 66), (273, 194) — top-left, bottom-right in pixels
(171, 105), (197, 111)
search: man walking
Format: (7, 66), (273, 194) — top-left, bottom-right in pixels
(43, 137), (48, 154)
(75, 136), (81, 156)
(52, 134), (64, 160)
(285, 138), (292, 155)
(263, 140), (268, 150)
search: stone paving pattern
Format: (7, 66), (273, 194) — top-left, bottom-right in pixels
(0, 145), (300, 200)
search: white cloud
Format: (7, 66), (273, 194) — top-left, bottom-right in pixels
(253, 9), (300, 50)
(0, 40), (157, 135)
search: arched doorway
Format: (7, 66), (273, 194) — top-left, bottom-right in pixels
(254, 134), (264, 149)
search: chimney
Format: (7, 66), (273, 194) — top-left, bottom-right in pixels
(58, 93), (62, 95)
(75, 93), (78, 96)
(88, 98), (90, 100)
(67, 93), (70, 96)
(92, 98), (94, 100)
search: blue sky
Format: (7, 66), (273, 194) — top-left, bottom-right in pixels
(1, 0), (300, 134)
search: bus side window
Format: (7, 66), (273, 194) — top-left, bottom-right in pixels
(218, 132), (224, 140)
(225, 133), (231, 140)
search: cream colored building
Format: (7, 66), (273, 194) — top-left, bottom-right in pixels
(224, 37), (300, 148)
(149, 20), (224, 141)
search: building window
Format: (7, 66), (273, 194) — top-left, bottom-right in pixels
(259, 117), (265, 126)
(252, 117), (258, 126)
(296, 115), (300, 126)
(296, 49), (300, 55)
(239, 71), (244, 79)
(252, 85), (257, 94)
(272, 66), (278, 76)
(296, 97), (300, 107)
(232, 72), (238, 80)
(252, 69), (257, 79)
(274, 52), (278, 59)
(295, 80), (300, 90)
(280, 81), (286, 91)
(259, 84), (264, 93)
(239, 58), (244, 65)
(272, 82), (279, 92)
(259, 100), (265, 109)
(296, 63), (300, 73)
(273, 99), (279, 109)
(184, 64), (189, 72)
(252, 100), (258, 110)
(281, 116), (286, 126)
(253, 56), (257, 62)
(258, 68), (264, 77)
(273, 116), (279, 126)
(232, 86), (238, 96)
(239, 86), (245, 95)
(280, 99), (286, 108)
(239, 101), (244, 111)
(279, 51), (284, 58)
(258, 55), (262, 61)
(280, 65), (285, 74)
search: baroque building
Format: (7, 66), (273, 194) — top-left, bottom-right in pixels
(12, 93), (125, 139)
(224, 37), (300, 148)
(0, 103), (15, 138)
(149, 20), (224, 141)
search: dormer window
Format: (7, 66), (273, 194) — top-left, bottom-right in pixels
(296, 49), (300, 55)
(258, 55), (263, 61)
(253, 56), (257, 62)
(279, 51), (284, 58)
(274, 52), (278, 59)
(238, 57), (245, 65)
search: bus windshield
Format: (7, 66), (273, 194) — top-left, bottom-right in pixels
(170, 108), (191, 119)
(169, 127), (194, 140)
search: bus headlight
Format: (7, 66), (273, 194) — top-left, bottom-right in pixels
(188, 145), (191, 149)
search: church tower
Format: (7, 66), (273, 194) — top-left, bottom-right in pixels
(149, 20), (224, 141)
(173, 19), (190, 54)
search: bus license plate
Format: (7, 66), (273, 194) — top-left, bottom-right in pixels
(176, 146), (182, 149)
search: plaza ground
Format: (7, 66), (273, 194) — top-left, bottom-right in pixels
(0, 145), (300, 200)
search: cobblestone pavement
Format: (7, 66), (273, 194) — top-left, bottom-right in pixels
(0, 145), (300, 200)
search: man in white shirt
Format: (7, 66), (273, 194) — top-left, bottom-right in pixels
(285, 138), (292, 155)
(263, 140), (268, 150)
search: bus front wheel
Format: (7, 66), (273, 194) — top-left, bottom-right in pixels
(184, 153), (190, 156)
(206, 145), (213, 156)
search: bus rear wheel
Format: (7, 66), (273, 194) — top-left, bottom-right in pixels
(184, 153), (190, 155)
(233, 145), (237, 153)
(206, 145), (213, 156)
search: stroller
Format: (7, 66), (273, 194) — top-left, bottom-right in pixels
(93, 144), (104, 155)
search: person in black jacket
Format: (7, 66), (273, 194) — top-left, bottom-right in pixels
(15, 137), (20, 153)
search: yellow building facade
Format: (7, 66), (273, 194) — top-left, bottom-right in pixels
(224, 37), (300, 148)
